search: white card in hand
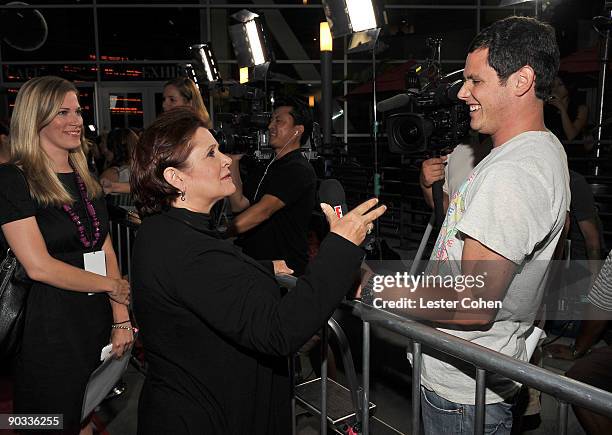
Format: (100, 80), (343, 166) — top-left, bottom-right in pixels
(84, 250), (106, 295)
(100, 343), (113, 361)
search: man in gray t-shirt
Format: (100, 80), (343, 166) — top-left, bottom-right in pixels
(420, 17), (570, 435)
(363, 17), (570, 435)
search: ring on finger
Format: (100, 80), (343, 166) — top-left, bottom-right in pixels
(367, 223), (374, 234)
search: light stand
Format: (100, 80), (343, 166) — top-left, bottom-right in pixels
(320, 22), (333, 148)
(187, 43), (221, 125)
(322, 5), (381, 433)
(322, 0), (382, 252)
(593, 7), (612, 176)
(228, 9), (274, 91)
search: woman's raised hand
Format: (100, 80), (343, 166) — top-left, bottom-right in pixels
(320, 198), (386, 246)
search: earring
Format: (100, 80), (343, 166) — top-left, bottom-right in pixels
(180, 190), (186, 201)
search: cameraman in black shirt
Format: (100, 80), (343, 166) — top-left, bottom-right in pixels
(227, 97), (316, 276)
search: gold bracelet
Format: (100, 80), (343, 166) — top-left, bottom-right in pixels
(111, 324), (138, 332)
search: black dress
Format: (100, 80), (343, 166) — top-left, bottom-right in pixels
(132, 207), (363, 435)
(0, 164), (112, 434)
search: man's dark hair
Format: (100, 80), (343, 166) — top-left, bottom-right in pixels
(274, 96), (313, 146)
(468, 16), (559, 100)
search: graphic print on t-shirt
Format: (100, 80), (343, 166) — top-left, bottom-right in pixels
(432, 170), (479, 262)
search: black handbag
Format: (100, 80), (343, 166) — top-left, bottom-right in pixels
(0, 248), (31, 358)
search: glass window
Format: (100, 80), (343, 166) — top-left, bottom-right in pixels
(98, 8), (201, 60)
(5, 84), (95, 126)
(480, 8), (527, 29)
(98, 0), (199, 3)
(269, 8), (328, 61)
(76, 86), (96, 130)
(19, 0), (92, 3)
(386, 0), (477, 4)
(481, 0), (533, 7)
(100, 63), (185, 81)
(107, 91), (144, 129)
(2, 8), (95, 61)
(220, 1), (322, 4)
(382, 8), (477, 62)
(3, 64), (98, 83)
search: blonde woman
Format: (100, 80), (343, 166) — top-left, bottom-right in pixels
(0, 76), (131, 435)
(162, 77), (213, 128)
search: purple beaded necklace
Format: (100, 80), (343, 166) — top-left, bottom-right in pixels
(61, 162), (101, 248)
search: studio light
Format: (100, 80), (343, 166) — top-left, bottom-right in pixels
(322, 0), (381, 53)
(228, 9), (273, 82)
(189, 43), (220, 83)
(322, 0), (379, 37)
(229, 10), (272, 68)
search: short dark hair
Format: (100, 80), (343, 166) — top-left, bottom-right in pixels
(131, 107), (207, 217)
(274, 96), (313, 146)
(468, 16), (559, 100)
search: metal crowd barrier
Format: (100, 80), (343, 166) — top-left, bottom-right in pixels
(108, 216), (138, 280)
(283, 260), (612, 435)
(325, 300), (612, 435)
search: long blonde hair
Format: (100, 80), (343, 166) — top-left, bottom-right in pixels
(9, 76), (102, 206)
(164, 77), (213, 128)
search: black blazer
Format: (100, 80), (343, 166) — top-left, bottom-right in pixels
(132, 207), (363, 435)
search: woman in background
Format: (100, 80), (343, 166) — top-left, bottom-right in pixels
(545, 73), (589, 143)
(162, 77), (212, 128)
(0, 76), (131, 435)
(131, 107), (385, 434)
(100, 127), (138, 195)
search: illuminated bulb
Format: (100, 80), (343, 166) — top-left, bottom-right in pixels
(345, 0), (377, 32)
(245, 20), (266, 66)
(320, 22), (332, 52)
(239, 67), (249, 84)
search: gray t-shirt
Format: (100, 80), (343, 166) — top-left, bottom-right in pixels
(443, 137), (492, 197)
(422, 131), (570, 404)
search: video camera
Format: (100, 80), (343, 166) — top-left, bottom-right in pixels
(378, 37), (470, 157)
(213, 85), (321, 161)
(379, 70), (470, 156)
(214, 112), (271, 157)
(213, 84), (273, 159)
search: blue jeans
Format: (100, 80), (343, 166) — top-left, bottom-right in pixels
(421, 387), (514, 435)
